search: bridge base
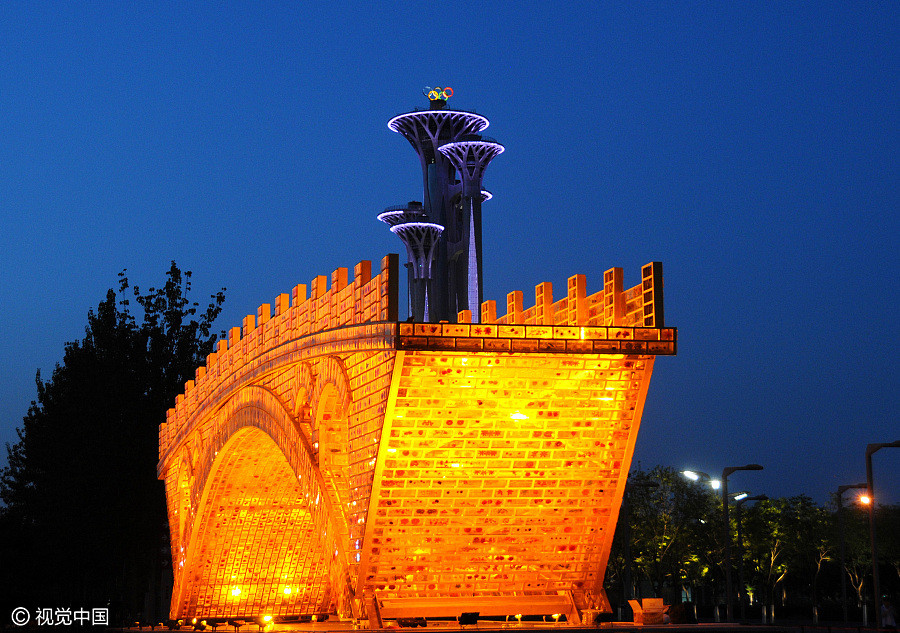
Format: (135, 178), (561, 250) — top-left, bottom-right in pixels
(373, 592), (582, 627)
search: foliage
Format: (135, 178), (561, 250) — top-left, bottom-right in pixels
(607, 467), (899, 622)
(0, 263), (224, 622)
(740, 496), (830, 606)
(610, 466), (720, 603)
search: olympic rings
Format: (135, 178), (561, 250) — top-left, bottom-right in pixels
(424, 86), (453, 101)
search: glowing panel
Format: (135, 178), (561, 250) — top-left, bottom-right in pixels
(361, 350), (654, 612)
(177, 427), (327, 617)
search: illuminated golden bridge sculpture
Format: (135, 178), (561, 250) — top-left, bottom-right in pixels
(158, 91), (676, 625)
(157, 257), (675, 625)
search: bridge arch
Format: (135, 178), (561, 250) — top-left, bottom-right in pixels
(292, 362), (315, 443)
(310, 357), (353, 534)
(171, 386), (354, 620)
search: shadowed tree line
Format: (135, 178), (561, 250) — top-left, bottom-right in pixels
(606, 465), (900, 623)
(0, 263), (224, 625)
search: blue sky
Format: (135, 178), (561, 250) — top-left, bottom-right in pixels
(1, 2), (897, 504)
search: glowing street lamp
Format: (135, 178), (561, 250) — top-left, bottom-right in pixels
(681, 470), (721, 489)
(836, 483), (867, 623)
(865, 440), (900, 628)
(722, 465), (763, 622)
(686, 466), (763, 621)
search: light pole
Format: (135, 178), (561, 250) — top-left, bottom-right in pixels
(836, 483), (866, 623)
(721, 465), (763, 622)
(682, 470), (722, 619)
(865, 440), (900, 628)
(681, 470), (722, 622)
(734, 494), (767, 621)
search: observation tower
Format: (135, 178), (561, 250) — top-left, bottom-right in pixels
(385, 87), (501, 322)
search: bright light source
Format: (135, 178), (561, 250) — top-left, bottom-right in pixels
(733, 492), (748, 501)
(859, 494), (872, 505)
(283, 586), (292, 595)
(231, 586), (241, 597)
(263, 615), (272, 623)
(683, 471), (700, 481)
(510, 411), (528, 420)
(711, 479), (722, 490)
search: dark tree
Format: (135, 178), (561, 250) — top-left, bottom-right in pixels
(607, 465), (719, 608)
(0, 262), (224, 624)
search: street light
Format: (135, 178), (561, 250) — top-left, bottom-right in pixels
(721, 464), (763, 622)
(734, 493), (767, 621)
(682, 470), (721, 489)
(836, 483), (867, 623)
(682, 466), (763, 621)
(865, 440), (900, 628)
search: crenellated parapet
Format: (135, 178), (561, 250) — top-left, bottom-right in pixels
(473, 262), (665, 328)
(159, 255), (399, 464)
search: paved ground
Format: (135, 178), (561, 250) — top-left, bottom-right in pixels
(110, 622), (891, 633)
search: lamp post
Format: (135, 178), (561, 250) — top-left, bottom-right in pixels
(681, 470), (721, 619)
(721, 465), (763, 622)
(734, 494), (767, 621)
(836, 483), (867, 623)
(865, 440), (900, 628)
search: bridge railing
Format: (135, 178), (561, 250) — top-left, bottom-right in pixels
(471, 262), (664, 329)
(161, 257), (664, 460)
(159, 254), (399, 460)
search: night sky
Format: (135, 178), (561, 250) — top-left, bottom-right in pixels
(1, 3), (897, 504)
